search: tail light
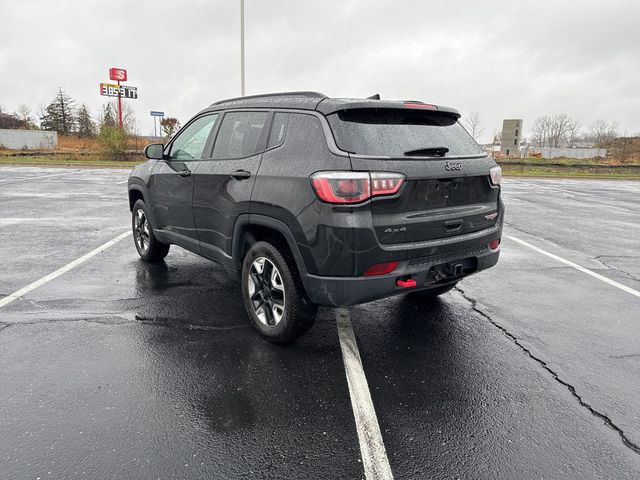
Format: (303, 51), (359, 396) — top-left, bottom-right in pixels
(490, 166), (502, 186)
(311, 172), (405, 204)
(489, 239), (501, 251)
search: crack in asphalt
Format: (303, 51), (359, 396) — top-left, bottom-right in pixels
(0, 314), (248, 332)
(2, 316), (135, 327)
(504, 222), (574, 252)
(610, 353), (640, 359)
(593, 256), (640, 282)
(455, 286), (640, 456)
(505, 222), (640, 281)
(134, 315), (250, 331)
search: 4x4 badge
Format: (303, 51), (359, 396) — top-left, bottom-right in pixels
(445, 161), (463, 172)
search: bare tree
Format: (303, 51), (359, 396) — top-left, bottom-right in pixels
(532, 116), (551, 147)
(588, 119), (618, 146)
(567, 120), (581, 147)
(160, 117), (180, 137)
(532, 114), (578, 147)
(547, 114), (574, 147)
(464, 111), (483, 141)
(16, 104), (35, 129)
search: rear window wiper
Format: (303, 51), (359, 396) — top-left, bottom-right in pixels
(404, 147), (449, 157)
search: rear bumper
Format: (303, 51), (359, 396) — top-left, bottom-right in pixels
(302, 243), (500, 307)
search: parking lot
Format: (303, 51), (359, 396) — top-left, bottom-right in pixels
(1, 166), (639, 479)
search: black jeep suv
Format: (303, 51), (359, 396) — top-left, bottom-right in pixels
(128, 92), (503, 342)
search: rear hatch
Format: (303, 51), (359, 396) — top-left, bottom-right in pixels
(326, 106), (500, 244)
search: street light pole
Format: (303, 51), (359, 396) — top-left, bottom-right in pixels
(240, 0), (245, 96)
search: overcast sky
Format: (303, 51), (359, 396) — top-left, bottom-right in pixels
(1, 0), (639, 142)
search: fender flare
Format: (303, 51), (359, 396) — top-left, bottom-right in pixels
(232, 214), (311, 278)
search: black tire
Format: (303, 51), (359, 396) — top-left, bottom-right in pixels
(407, 282), (457, 300)
(131, 199), (170, 262)
(241, 241), (317, 343)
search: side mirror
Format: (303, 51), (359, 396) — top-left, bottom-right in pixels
(144, 143), (165, 160)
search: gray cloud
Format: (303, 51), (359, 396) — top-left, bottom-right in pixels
(1, 0), (639, 141)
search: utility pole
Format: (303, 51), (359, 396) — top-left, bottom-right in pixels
(240, 0), (245, 96)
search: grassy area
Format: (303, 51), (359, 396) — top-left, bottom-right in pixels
(0, 155), (142, 169)
(500, 163), (640, 179)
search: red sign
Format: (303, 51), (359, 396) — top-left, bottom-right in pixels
(109, 68), (127, 82)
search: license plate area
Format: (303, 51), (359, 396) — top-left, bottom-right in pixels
(424, 257), (478, 284)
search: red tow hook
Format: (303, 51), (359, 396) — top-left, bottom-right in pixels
(396, 278), (417, 288)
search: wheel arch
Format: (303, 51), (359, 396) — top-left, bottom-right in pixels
(233, 215), (311, 278)
(128, 186), (145, 211)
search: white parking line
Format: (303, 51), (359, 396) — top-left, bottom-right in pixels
(336, 308), (394, 480)
(0, 171), (76, 185)
(507, 236), (640, 299)
(0, 231), (131, 309)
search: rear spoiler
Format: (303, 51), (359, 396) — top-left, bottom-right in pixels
(315, 98), (461, 118)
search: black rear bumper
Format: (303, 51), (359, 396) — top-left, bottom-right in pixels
(301, 242), (500, 307)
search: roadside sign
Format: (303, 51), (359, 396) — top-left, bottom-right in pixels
(150, 111), (165, 117)
(100, 83), (138, 99)
(109, 68), (127, 82)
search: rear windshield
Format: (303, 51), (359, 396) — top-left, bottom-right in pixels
(326, 108), (484, 157)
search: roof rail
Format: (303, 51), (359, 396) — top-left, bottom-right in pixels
(212, 91), (328, 106)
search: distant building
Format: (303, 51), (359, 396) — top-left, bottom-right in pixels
(500, 119), (523, 157)
(537, 147), (607, 159)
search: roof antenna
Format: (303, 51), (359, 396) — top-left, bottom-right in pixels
(367, 94), (381, 100)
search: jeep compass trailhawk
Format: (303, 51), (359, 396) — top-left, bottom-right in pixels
(128, 92), (504, 342)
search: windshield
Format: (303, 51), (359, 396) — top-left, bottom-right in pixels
(327, 108), (484, 157)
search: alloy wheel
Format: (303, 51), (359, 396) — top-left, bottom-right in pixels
(247, 257), (286, 327)
(133, 209), (150, 253)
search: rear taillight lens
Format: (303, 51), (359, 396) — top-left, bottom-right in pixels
(364, 261), (399, 276)
(490, 166), (502, 186)
(311, 172), (405, 204)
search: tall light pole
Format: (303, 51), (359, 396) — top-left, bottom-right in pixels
(240, 0), (245, 96)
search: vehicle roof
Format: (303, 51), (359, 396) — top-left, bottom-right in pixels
(202, 91), (460, 117)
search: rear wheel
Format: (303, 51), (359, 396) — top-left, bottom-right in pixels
(241, 241), (317, 343)
(407, 282), (457, 300)
(132, 199), (170, 262)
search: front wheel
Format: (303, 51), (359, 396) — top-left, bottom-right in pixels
(132, 199), (170, 262)
(241, 241), (317, 343)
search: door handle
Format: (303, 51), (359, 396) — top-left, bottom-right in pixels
(230, 170), (252, 180)
(177, 169), (191, 178)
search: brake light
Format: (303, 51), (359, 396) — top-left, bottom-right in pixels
(363, 261), (399, 276)
(311, 172), (405, 204)
(490, 166), (502, 186)
(489, 239), (501, 251)
(403, 102), (437, 110)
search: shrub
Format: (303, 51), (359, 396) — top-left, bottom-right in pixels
(98, 126), (129, 160)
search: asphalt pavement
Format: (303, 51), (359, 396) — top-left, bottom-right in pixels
(1, 167), (639, 479)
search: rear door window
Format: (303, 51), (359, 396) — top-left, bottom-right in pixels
(212, 111), (269, 158)
(327, 108), (484, 157)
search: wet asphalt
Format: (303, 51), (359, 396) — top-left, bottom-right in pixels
(0, 167), (639, 479)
